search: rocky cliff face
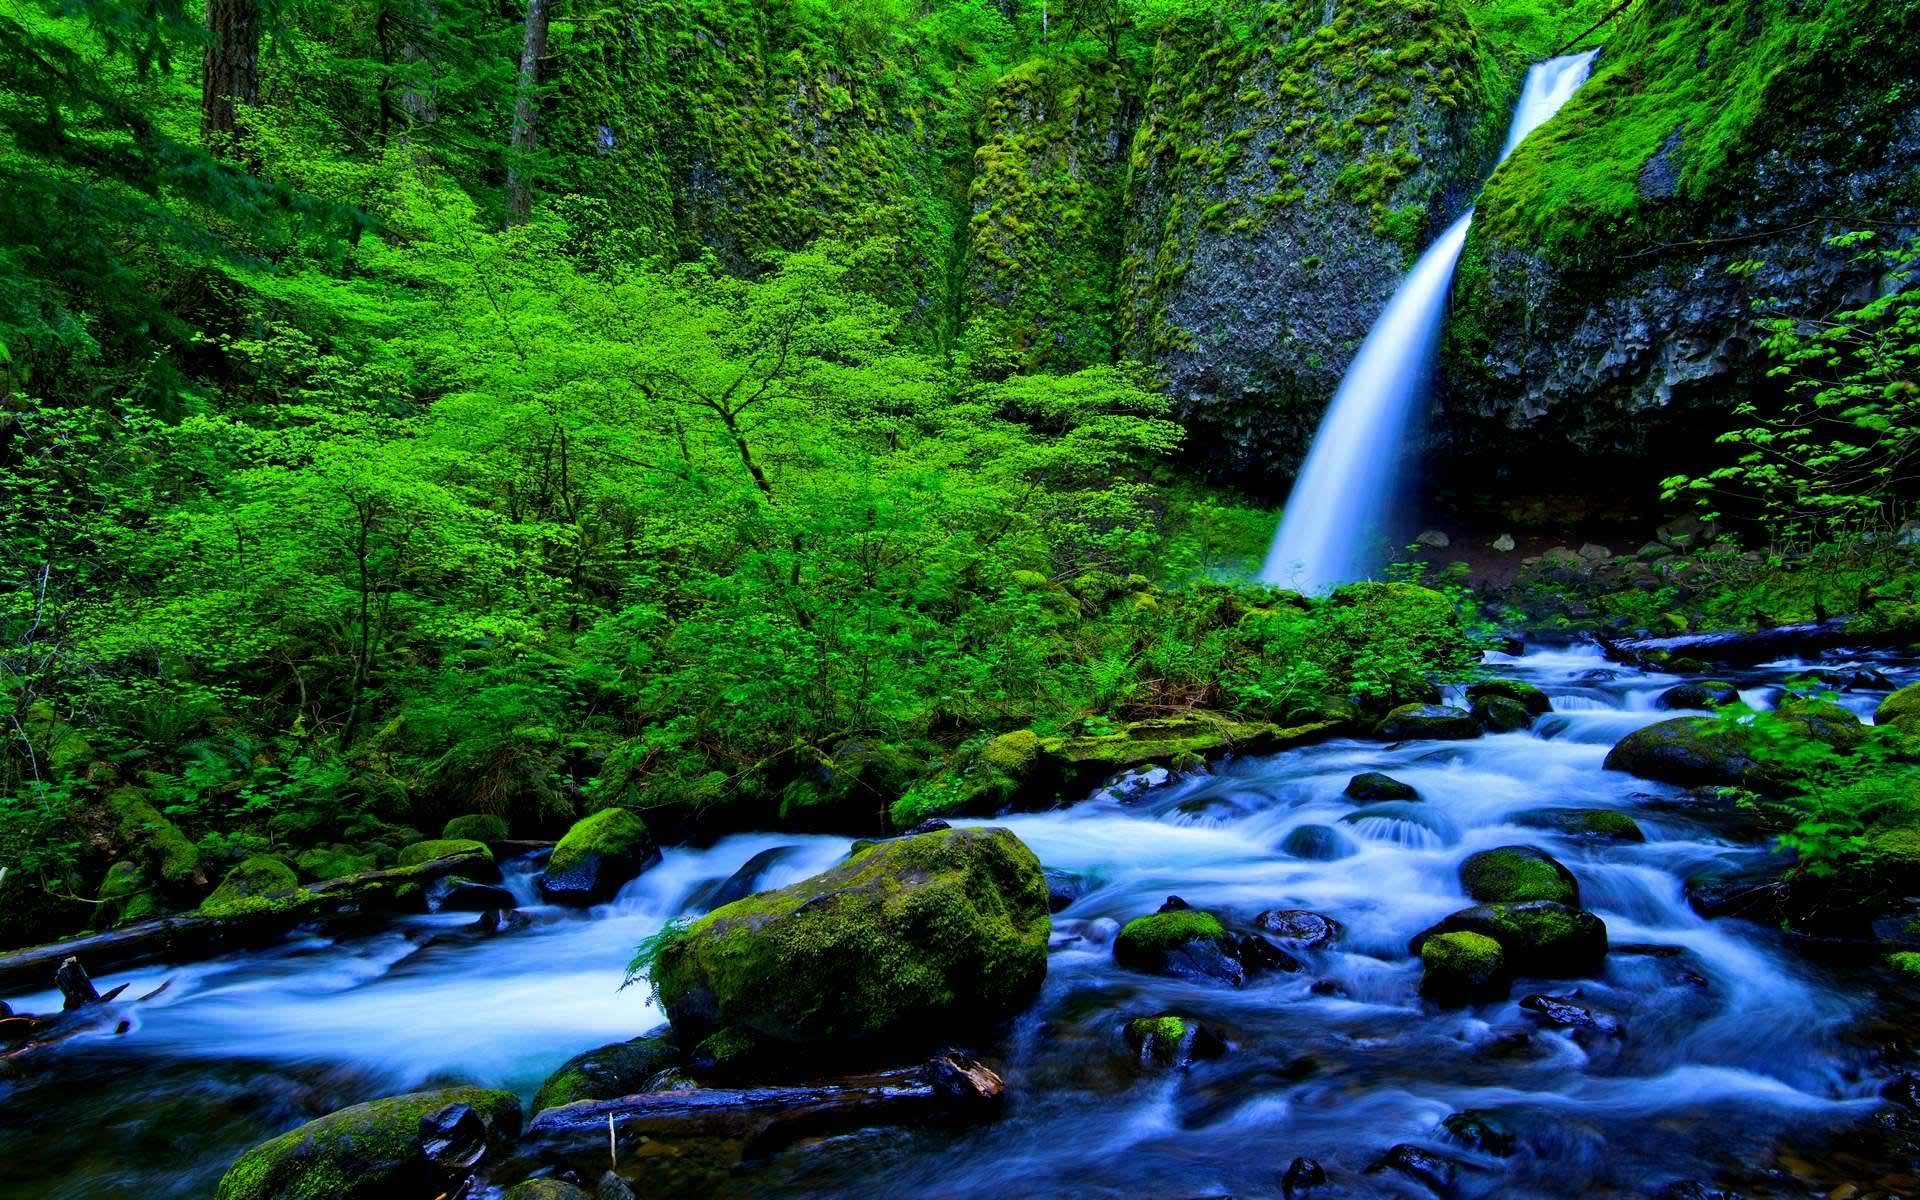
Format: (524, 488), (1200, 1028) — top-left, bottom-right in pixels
(1119, 0), (1510, 481)
(1440, 0), (1920, 480)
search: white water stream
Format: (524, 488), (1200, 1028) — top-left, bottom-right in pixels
(1262, 51), (1600, 592)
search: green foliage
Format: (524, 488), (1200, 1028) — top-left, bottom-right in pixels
(1663, 236), (1920, 548)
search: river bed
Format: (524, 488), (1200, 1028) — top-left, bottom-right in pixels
(3, 643), (1916, 1198)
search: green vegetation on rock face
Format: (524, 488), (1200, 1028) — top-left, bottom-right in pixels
(199, 856), (301, 918)
(1420, 929), (1507, 1002)
(442, 814), (509, 843)
(395, 839), (492, 869)
(648, 827), (1049, 1067)
(214, 1087), (521, 1200)
(1115, 909), (1228, 962)
(532, 1028), (681, 1113)
(1459, 845), (1579, 906)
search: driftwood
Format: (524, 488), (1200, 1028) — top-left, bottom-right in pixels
(1600, 618), (1885, 669)
(0, 851), (493, 995)
(521, 1054), (1005, 1165)
(1, 968), (173, 1063)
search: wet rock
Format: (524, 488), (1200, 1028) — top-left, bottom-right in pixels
(1441, 1109), (1516, 1156)
(419, 1101), (488, 1170)
(595, 1171), (637, 1200)
(1232, 932), (1303, 975)
(1471, 696), (1536, 733)
(1369, 1143), (1459, 1194)
(213, 1086), (522, 1200)
(1604, 718), (1759, 788)
(504, 1182), (592, 1200)
(1044, 867), (1095, 913)
(1519, 992), (1623, 1039)
(698, 845), (801, 912)
(434, 880), (517, 913)
(1808, 666), (1895, 693)
(1421, 931), (1509, 1005)
(1655, 1183), (1746, 1200)
(1656, 681), (1740, 710)
(1114, 909), (1244, 987)
(1158, 895), (1192, 912)
(1381, 704), (1481, 741)
(1124, 1013), (1227, 1069)
(1254, 910), (1342, 949)
(533, 1028), (683, 1114)
(1513, 807), (1646, 843)
(653, 828), (1049, 1067)
(1685, 872), (1789, 923)
(906, 819), (951, 835)
(1345, 771), (1419, 802)
(1282, 1156), (1327, 1197)
(539, 809), (661, 907)
(1881, 1073), (1920, 1111)
(1413, 901), (1607, 977)
(1459, 846), (1579, 907)
(1465, 683), (1546, 721)
(1280, 824), (1357, 862)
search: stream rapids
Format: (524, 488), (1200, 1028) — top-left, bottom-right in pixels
(3, 642), (1917, 1199)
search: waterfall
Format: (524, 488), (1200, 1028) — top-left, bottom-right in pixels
(1259, 50), (1600, 592)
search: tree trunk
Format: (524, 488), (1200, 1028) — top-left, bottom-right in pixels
(202, 0), (262, 147)
(505, 0), (551, 221)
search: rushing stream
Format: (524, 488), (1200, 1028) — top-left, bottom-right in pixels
(3, 643), (1917, 1199)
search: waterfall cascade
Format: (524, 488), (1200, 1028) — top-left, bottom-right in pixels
(1260, 50), (1600, 592)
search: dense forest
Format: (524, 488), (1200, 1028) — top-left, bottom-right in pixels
(2, 0), (1920, 1197)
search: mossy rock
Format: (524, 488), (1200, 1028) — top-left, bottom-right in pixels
(1879, 684), (1920, 734)
(200, 856), (300, 918)
(1776, 696), (1866, 752)
(1465, 680), (1551, 716)
(104, 787), (203, 894)
(294, 847), (379, 882)
(532, 1027), (681, 1114)
(395, 839), (499, 885)
(1124, 1013), (1226, 1069)
(1656, 681), (1740, 710)
(1603, 717), (1759, 788)
(1412, 901), (1607, 978)
(94, 860), (161, 929)
(1459, 846), (1579, 906)
(653, 827), (1049, 1067)
(442, 814), (510, 843)
(1471, 696), (1536, 733)
(540, 809), (660, 906)
(503, 1183), (592, 1200)
(214, 1087), (521, 1200)
(1513, 808), (1645, 843)
(1421, 931), (1509, 1004)
(1380, 704), (1480, 741)
(1113, 908), (1248, 985)
(1345, 772), (1418, 802)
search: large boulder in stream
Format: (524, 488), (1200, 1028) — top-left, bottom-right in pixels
(1466, 679), (1552, 717)
(199, 856), (301, 918)
(1879, 684), (1920, 734)
(651, 827), (1048, 1072)
(540, 809), (660, 906)
(1413, 901), (1607, 978)
(1607, 702), (1865, 789)
(1459, 846), (1579, 906)
(1420, 931), (1509, 1005)
(533, 1027), (683, 1114)
(1380, 704), (1481, 741)
(215, 1086), (522, 1200)
(1345, 772), (1419, 802)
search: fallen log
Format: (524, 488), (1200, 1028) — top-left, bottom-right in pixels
(0, 851), (493, 995)
(519, 1054), (1004, 1166)
(1600, 618), (1895, 669)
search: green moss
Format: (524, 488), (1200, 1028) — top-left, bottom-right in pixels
(394, 838), (493, 868)
(294, 847), (378, 882)
(549, 809), (652, 876)
(214, 1087), (521, 1200)
(1879, 685), (1920, 733)
(104, 787), (201, 890)
(1460, 846), (1579, 906)
(1420, 930), (1507, 1001)
(1464, 678), (1551, 715)
(442, 814), (510, 842)
(200, 856), (300, 918)
(1890, 951), (1920, 977)
(980, 730), (1043, 776)
(651, 827), (1049, 1062)
(504, 1182), (593, 1200)
(1576, 810), (1644, 840)
(532, 1028), (680, 1113)
(94, 860), (160, 928)
(1115, 909), (1227, 960)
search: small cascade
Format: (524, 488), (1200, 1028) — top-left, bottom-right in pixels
(1261, 50), (1599, 592)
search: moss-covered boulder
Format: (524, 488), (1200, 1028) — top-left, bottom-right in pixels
(104, 786), (204, 895)
(1465, 680), (1552, 717)
(1412, 901), (1607, 978)
(442, 814), (509, 843)
(1459, 846), (1579, 906)
(1124, 1013), (1227, 1069)
(1879, 684), (1920, 734)
(1656, 681), (1740, 710)
(1113, 908), (1248, 986)
(397, 838), (495, 870)
(94, 860), (161, 928)
(1420, 931), (1509, 1004)
(1514, 808), (1646, 843)
(1776, 696), (1867, 752)
(532, 1027), (681, 1114)
(540, 810), (659, 906)
(214, 1087), (522, 1200)
(1472, 696), (1537, 733)
(295, 847), (380, 882)
(1603, 717), (1759, 788)
(200, 856), (301, 918)
(652, 827), (1048, 1068)
(1345, 772), (1419, 802)
(1380, 705), (1481, 741)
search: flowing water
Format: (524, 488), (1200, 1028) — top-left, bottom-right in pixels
(1262, 51), (1599, 593)
(2, 643), (1916, 1198)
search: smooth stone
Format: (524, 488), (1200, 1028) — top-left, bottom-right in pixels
(1380, 704), (1481, 741)
(1254, 909), (1342, 948)
(1279, 824), (1357, 862)
(1344, 771), (1419, 802)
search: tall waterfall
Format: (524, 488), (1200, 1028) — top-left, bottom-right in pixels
(1259, 50), (1599, 592)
